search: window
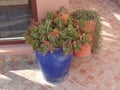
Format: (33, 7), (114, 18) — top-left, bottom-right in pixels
(0, 0), (32, 39)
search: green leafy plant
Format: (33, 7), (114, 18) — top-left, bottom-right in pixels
(24, 7), (83, 55)
(24, 7), (98, 55)
(71, 10), (101, 53)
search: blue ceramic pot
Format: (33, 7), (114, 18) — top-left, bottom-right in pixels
(35, 48), (72, 83)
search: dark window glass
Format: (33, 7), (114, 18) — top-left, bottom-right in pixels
(0, 0), (32, 38)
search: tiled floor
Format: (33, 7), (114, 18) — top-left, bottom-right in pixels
(0, 0), (120, 90)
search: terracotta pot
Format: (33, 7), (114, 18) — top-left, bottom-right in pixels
(90, 35), (94, 42)
(73, 20), (95, 58)
(74, 44), (91, 58)
(84, 20), (96, 33)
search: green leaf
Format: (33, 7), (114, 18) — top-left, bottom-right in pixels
(32, 41), (39, 49)
(38, 24), (45, 34)
(45, 20), (52, 34)
(47, 12), (53, 19)
(79, 19), (86, 28)
(38, 44), (49, 55)
(57, 18), (63, 30)
(67, 17), (73, 24)
(63, 46), (72, 55)
(60, 31), (67, 39)
(31, 33), (39, 39)
(85, 29), (90, 34)
(82, 36), (90, 45)
(39, 35), (45, 42)
(66, 24), (74, 35)
(48, 35), (56, 42)
(73, 43), (81, 51)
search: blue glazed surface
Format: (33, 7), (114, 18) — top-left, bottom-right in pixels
(35, 48), (72, 83)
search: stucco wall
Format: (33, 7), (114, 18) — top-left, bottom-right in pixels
(36, 0), (69, 21)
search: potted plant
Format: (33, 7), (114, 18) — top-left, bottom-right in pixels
(71, 10), (101, 57)
(73, 26), (92, 57)
(24, 7), (80, 83)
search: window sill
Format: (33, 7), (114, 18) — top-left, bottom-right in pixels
(0, 44), (34, 55)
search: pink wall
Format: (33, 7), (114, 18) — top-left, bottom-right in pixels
(36, 0), (69, 21)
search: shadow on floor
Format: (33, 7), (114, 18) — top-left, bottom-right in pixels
(0, 60), (58, 90)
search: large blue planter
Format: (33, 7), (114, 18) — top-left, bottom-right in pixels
(35, 48), (72, 83)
